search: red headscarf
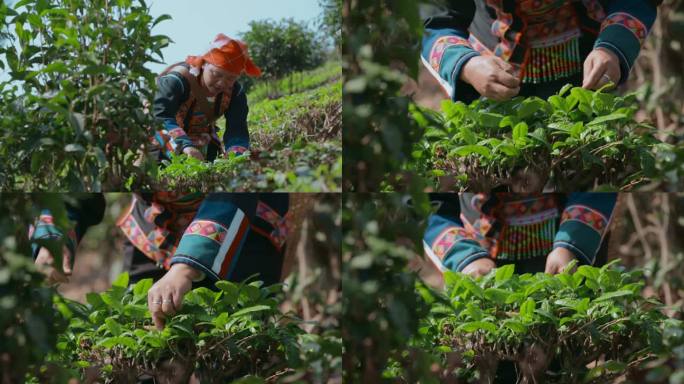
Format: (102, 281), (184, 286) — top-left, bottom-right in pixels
(186, 33), (261, 77)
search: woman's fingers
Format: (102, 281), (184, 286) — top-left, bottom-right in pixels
(583, 55), (607, 89)
(148, 291), (165, 330)
(487, 81), (520, 101)
(544, 261), (557, 275)
(62, 246), (73, 276)
(496, 70), (521, 89)
(492, 56), (514, 73)
(161, 291), (177, 316)
(172, 290), (183, 312)
(584, 65), (605, 89)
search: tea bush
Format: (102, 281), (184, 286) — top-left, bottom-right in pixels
(0, 253), (67, 384)
(408, 85), (677, 191)
(25, 273), (341, 383)
(398, 262), (684, 383)
(240, 18), (325, 82)
(342, 193), (437, 382)
(0, 193), (77, 383)
(342, 0), (426, 192)
(0, 0), (169, 191)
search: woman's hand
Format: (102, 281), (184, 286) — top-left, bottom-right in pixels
(183, 146), (204, 161)
(148, 263), (201, 330)
(544, 247), (577, 275)
(35, 246), (72, 285)
(460, 56), (521, 101)
(461, 257), (497, 277)
(582, 48), (621, 90)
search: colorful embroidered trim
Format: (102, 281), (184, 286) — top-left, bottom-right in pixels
(118, 212), (172, 263)
(227, 145), (248, 154)
(167, 127), (187, 139)
(519, 1), (582, 84)
(211, 209), (250, 279)
(431, 226), (473, 260)
(501, 195), (558, 217)
(255, 201), (289, 250)
(176, 98), (193, 128)
(429, 35), (472, 73)
(183, 220), (228, 245)
(37, 214), (54, 225)
(31, 214), (78, 252)
(497, 218), (556, 260)
(601, 12), (648, 46)
(506, 208), (559, 226)
(523, 37), (582, 84)
(561, 204), (608, 233)
(485, 0), (522, 61)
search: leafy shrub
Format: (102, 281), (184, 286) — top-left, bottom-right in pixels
(155, 144), (341, 192)
(47, 273), (339, 383)
(0, 0), (170, 191)
(240, 18), (325, 82)
(407, 262), (681, 383)
(0, 253), (67, 384)
(342, 0), (426, 191)
(409, 85), (675, 191)
(342, 193), (436, 382)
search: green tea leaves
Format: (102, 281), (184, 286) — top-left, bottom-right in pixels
(418, 263), (675, 383)
(520, 298), (536, 322)
(413, 85), (666, 191)
(495, 264), (515, 284)
(458, 321), (497, 333)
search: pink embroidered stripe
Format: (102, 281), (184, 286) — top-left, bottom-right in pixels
(183, 220), (228, 244)
(38, 214), (54, 225)
(429, 35), (472, 72)
(601, 12), (648, 45)
(431, 227), (472, 260)
(168, 127), (188, 138)
(227, 145), (248, 154)
(561, 205), (608, 232)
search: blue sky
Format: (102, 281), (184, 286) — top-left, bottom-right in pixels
(146, 0), (324, 73)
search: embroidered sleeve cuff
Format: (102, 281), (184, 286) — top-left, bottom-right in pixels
(173, 213), (250, 281)
(30, 212), (78, 261)
(226, 145), (248, 156)
(594, 11), (652, 84)
(167, 127), (193, 151)
(425, 223), (490, 273)
(455, 251), (492, 272)
(553, 204), (610, 265)
(421, 33), (481, 102)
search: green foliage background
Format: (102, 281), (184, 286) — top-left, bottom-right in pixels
(0, 0), (169, 191)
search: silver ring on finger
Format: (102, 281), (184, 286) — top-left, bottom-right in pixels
(152, 300), (162, 305)
(601, 73), (613, 84)
(162, 298), (172, 304)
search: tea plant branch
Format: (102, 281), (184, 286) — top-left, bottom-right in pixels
(626, 193), (654, 262)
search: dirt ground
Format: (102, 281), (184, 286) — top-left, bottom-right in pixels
(402, 62), (451, 111)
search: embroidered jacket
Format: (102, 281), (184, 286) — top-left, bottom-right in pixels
(422, 0), (660, 102)
(423, 193), (616, 272)
(153, 62), (250, 159)
(30, 193), (289, 284)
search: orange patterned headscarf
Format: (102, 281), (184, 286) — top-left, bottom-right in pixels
(186, 33), (261, 77)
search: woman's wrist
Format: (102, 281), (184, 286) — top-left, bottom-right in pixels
(169, 262), (202, 281)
